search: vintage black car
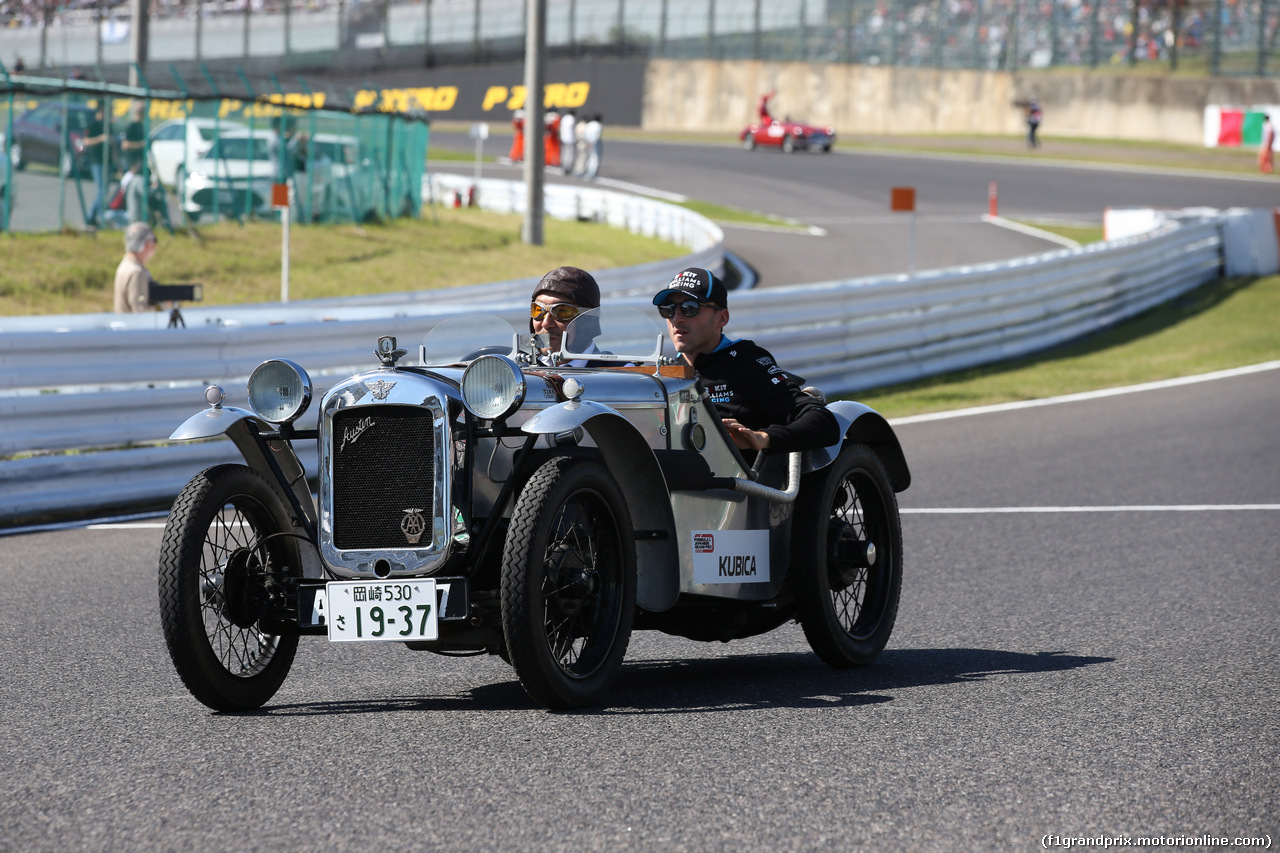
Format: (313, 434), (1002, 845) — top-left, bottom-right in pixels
(159, 308), (910, 710)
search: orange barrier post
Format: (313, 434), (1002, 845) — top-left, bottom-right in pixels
(989, 181), (998, 217)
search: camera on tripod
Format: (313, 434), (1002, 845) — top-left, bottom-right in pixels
(150, 283), (203, 328)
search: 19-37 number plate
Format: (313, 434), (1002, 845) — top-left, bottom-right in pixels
(325, 579), (437, 643)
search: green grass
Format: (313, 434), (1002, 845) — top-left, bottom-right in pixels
(674, 199), (807, 230)
(427, 146), (496, 164)
(1014, 221), (1106, 244)
(854, 274), (1280, 418)
(0, 207), (685, 315)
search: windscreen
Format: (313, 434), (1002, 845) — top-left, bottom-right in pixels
(561, 306), (666, 365)
(421, 314), (517, 365)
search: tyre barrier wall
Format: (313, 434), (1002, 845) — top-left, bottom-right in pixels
(0, 199), (1235, 528)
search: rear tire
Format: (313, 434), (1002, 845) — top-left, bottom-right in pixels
(782, 135), (796, 154)
(158, 464), (300, 711)
(10, 142), (25, 170)
(742, 135), (756, 151)
(793, 444), (902, 668)
(501, 456), (636, 709)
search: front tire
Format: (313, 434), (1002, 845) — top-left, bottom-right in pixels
(793, 444), (902, 668)
(501, 456), (636, 709)
(782, 135), (796, 154)
(10, 142), (25, 170)
(742, 134), (756, 151)
(158, 464), (300, 711)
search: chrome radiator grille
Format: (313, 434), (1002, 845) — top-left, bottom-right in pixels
(330, 406), (436, 551)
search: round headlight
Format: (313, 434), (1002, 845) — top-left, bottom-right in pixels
(461, 354), (525, 420)
(247, 359), (312, 424)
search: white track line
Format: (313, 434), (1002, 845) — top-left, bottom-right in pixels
(983, 214), (1081, 248)
(890, 360), (1280, 425)
(903, 505), (1280, 514)
(86, 522), (169, 529)
(591, 177), (689, 202)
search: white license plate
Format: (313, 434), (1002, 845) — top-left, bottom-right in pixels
(325, 579), (438, 643)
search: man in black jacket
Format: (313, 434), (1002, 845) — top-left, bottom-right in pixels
(653, 267), (839, 453)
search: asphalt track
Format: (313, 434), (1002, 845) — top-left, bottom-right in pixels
(427, 131), (1280, 285)
(2, 141), (1277, 851)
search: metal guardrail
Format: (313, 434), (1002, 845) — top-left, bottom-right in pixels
(0, 192), (1225, 527)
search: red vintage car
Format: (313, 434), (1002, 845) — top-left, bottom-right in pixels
(739, 92), (835, 154)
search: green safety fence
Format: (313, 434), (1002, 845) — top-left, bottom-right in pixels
(0, 67), (430, 235)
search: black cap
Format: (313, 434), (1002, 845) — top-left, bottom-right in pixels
(532, 266), (601, 310)
(652, 267), (727, 308)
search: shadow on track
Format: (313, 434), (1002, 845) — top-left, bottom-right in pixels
(234, 647), (1111, 717)
(586, 647), (1113, 715)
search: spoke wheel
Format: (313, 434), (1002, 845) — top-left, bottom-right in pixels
(10, 142), (24, 170)
(742, 134), (756, 151)
(794, 444), (902, 668)
(159, 464), (300, 711)
(782, 135), (796, 154)
(501, 457), (636, 709)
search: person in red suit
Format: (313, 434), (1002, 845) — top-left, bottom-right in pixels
(757, 91), (776, 122)
(545, 110), (561, 168)
(509, 110), (525, 163)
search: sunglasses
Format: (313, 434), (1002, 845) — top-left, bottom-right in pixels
(530, 301), (582, 322)
(657, 299), (716, 319)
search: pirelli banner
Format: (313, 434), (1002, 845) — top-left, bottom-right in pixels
(311, 59), (645, 125)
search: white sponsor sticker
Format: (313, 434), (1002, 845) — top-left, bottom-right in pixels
(691, 529), (771, 584)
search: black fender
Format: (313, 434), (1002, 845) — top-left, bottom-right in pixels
(171, 406), (323, 576)
(815, 401), (911, 493)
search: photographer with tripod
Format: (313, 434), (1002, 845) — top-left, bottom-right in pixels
(113, 222), (157, 314)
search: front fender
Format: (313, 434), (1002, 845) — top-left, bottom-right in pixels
(170, 405), (271, 441)
(519, 399), (616, 436)
(522, 401), (681, 613)
(812, 400), (911, 493)
(170, 405), (321, 556)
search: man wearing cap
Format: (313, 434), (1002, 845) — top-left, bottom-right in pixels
(653, 267), (839, 453)
(113, 222), (158, 313)
(530, 265), (601, 364)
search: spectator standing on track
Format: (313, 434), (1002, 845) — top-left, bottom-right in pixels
(559, 109), (577, 175)
(1024, 97), (1043, 148)
(652, 267), (838, 454)
(82, 104), (110, 229)
(582, 114), (603, 180)
(113, 222), (157, 313)
(1259, 115), (1275, 175)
